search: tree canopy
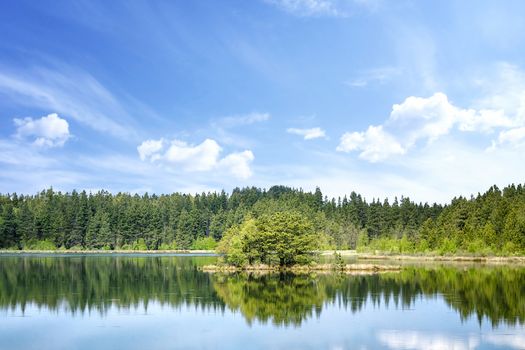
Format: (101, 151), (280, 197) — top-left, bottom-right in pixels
(0, 183), (524, 255)
(217, 211), (318, 266)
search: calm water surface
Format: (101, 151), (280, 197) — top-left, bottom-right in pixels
(0, 254), (524, 350)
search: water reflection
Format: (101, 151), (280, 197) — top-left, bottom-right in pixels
(377, 330), (480, 350)
(212, 273), (325, 326)
(0, 255), (223, 314)
(0, 256), (524, 328)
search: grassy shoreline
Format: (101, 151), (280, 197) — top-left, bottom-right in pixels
(0, 249), (217, 254)
(323, 250), (525, 263)
(201, 263), (402, 274)
(2, 249), (525, 263)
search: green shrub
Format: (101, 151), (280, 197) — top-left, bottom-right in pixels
(131, 238), (148, 251)
(399, 235), (414, 254)
(191, 237), (217, 250)
(438, 238), (457, 255)
(159, 242), (178, 250)
(356, 231), (369, 252)
(25, 240), (57, 250)
(466, 239), (491, 255)
(502, 241), (519, 255)
(416, 238), (430, 253)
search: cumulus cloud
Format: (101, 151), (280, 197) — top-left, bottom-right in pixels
(338, 92), (523, 162)
(164, 139), (221, 172)
(337, 125), (405, 162)
(495, 127), (525, 146)
(14, 113), (70, 147)
(218, 151), (255, 179)
(137, 139), (164, 161)
(287, 127), (326, 140)
(137, 138), (254, 179)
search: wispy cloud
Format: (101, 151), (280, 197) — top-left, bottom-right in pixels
(213, 112), (270, 129)
(265, 0), (343, 17)
(287, 127), (326, 140)
(346, 67), (402, 87)
(210, 112), (270, 148)
(0, 65), (137, 138)
(264, 0), (383, 17)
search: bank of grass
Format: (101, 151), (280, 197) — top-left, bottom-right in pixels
(2, 236), (218, 253)
(355, 234), (525, 258)
(201, 262), (401, 274)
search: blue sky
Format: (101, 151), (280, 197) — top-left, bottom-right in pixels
(1, 0), (525, 202)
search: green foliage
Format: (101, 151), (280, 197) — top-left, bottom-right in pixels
(356, 230), (369, 252)
(218, 211), (319, 266)
(132, 239), (148, 251)
(438, 237), (458, 255)
(24, 239), (57, 250)
(1, 183), (525, 255)
(191, 236), (217, 250)
(158, 241), (178, 250)
(332, 251), (345, 271)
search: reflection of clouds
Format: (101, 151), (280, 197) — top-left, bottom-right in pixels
(484, 334), (525, 349)
(377, 330), (479, 350)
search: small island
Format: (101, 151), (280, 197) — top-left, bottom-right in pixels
(203, 210), (401, 273)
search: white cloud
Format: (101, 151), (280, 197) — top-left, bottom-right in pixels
(137, 139), (164, 161)
(287, 127), (326, 140)
(164, 139), (221, 171)
(14, 113), (70, 147)
(218, 151), (255, 179)
(338, 92), (522, 162)
(137, 138), (254, 179)
(495, 127), (525, 146)
(337, 125), (405, 162)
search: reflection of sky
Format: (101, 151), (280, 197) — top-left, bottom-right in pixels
(1, 297), (524, 349)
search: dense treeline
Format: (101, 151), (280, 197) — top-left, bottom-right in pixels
(0, 184), (524, 253)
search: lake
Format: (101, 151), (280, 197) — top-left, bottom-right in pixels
(0, 254), (524, 350)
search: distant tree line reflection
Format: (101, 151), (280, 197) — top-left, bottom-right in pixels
(0, 256), (523, 327)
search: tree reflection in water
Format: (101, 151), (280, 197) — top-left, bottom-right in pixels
(0, 256), (524, 327)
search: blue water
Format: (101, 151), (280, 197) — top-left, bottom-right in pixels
(0, 255), (523, 350)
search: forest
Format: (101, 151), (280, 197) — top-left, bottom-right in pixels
(0, 183), (524, 254)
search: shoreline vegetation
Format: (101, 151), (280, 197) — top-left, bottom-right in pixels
(0, 249), (216, 254)
(201, 263), (402, 273)
(1, 184), (525, 257)
(3, 249), (525, 262)
(2, 249), (525, 263)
